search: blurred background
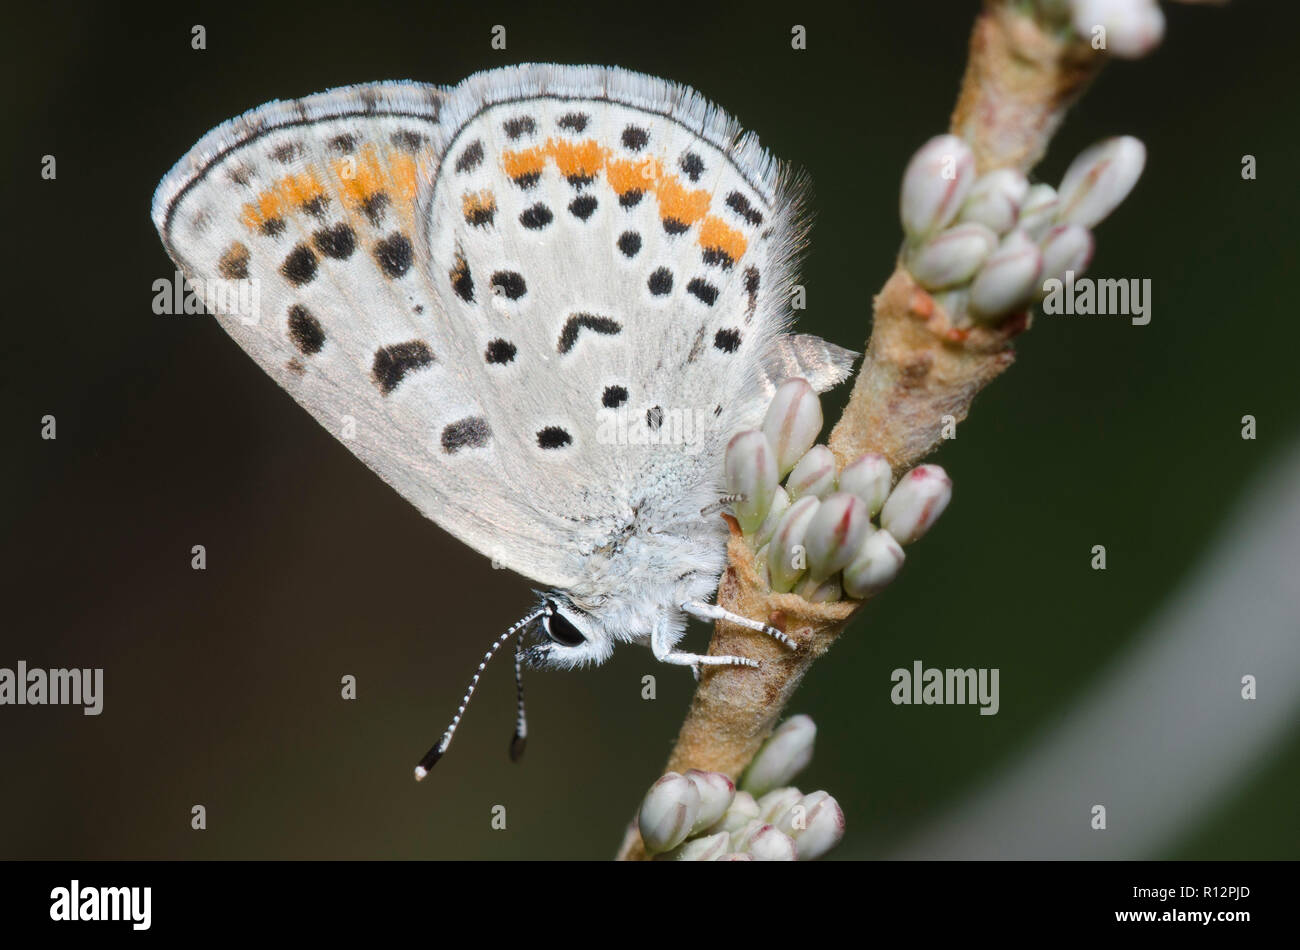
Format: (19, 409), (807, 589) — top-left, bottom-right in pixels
(2, 0), (1297, 859)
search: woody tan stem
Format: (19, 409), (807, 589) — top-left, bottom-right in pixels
(617, 1), (1102, 861)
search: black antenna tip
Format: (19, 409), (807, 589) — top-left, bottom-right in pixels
(510, 733), (527, 762)
(413, 744), (445, 781)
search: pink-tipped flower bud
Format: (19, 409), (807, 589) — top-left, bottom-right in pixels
(906, 222), (998, 291)
(900, 134), (977, 239)
(785, 444), (836, 500)
(1056, 136), (1146, 229)
(1072, 0), (1166, 59)
(959, 168), (1030, 235)
(1039, 223), (1095, 288)
(638, 771), (701, 854)
(801, 575), (843, 604)
(658, 831), (731, 862)
(803, 492), (872, 583)
(684, 769), (736, 834)
(880, 464), (952, 545)
(969, 230), (1042, 319)
(842, 529), (906, 599)
(838, 453), (893, 517)
(732, 820), (798, 861)
(767, 496), (820, 593)
(753, 486), (790, 549)
(762, 378), (823, 478)
(741, 714), (816, 796)
(1018, 183), (1060, 241)
(725, 430), (778, 536)
(773, 790), (846, 861)
(705, 790), (760, 836)
(756, 787), (805, 823)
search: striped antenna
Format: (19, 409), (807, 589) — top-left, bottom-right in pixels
(510, 638), (528, 762)
(414, 606), (544, 780)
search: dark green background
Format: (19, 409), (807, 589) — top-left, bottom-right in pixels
(3, 0), (1297, 859)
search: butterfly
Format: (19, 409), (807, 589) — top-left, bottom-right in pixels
(152, 64), (855, 774)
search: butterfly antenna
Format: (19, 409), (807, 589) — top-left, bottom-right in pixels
(414, 607), (544, 780)
(510, 637), (528, 762)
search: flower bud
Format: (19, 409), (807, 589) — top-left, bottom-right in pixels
(906, 222), (998, 291)
(801, 575), (843, 604)
(880, 464), (952, 545)
(900, 134), (976, 239)
(704, 790), (760, 836)
(638, 771), (701, 854)
(762, 378), (823, 478)
(1072, 0), (1165, 60)
(802, 492), (871, 583)
(753, 486), (790, 549)
(684, 769), (735, 834)
(959, 168), (1030, 235)
(838, 453), (893, 517)
(969, 230), (1042, 319)
(740, 823), (798, 861)
(786, 445), (836, 500)
(756, 787), (805, 823)
(773, 790), (846, 861)
(1056, 136), (1146, 229)
(842, 529), (906, 599)
(1039, 223), (1095, 287)
(767, 496), (820, 593)
(725, 430), (778, 536)
(658, 831), (731, 862)
(1018, 184), (1059, 241)
(741, 714), (816, 796)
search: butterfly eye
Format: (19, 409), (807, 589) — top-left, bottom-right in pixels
(543, 607), (586, 647)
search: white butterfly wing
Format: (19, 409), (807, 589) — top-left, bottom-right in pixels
(153, 66), (853, 593)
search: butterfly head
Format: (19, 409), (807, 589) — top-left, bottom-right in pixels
(522, 593), (617, 670)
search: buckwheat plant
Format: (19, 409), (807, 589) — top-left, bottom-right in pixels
(617, 0), (1227, 860)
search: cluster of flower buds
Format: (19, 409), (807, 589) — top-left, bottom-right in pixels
(1034, 0), (1171, 60)
(899, 133), (1145, 324)
(637, 715), (845, 861)
(725, 379), (951, 602)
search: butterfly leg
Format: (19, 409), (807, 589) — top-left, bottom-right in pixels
(680, 600), (797, 650)
(650, 622), (759, 679)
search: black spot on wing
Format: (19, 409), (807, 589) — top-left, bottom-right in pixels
(456, 140), (484, 172)
(218, 243), (249, 280)
(328, 133), (356, 153)
(520, 203), (553, 230)
(372, 341), (434, 395)
(702, 247), (734, 269)
(391, 129), (426, 152)
(374, 234), (413, 278)
(503, 116), (536, 140)
(679, 152), (705, 182)
(647, 267), (673, 296)
(312, 223), (356, 260)
(490, 271), (527, 300)
(287, 305), (325, 355)
(646, 406), (664, 430)
(617, 231), (641, 258)
(441, 416), (491, 454)
(362, 192), (390, 226)
(260, 217), (286, 237)
(280, 244), (318, 286)
(557, 112), (589, 132)
(621, 126), (648, 151)
(602, 385), (628, 409)
(725, 191), (764, 226)
(301, 194), (330, 218)
(714, 328), (742, 353)
(451, 253), (474, 302)
(568, 195), (597, 221)
(686, 278), (718, 305)
(485, 339), (516, 364)
(536, 426), (572, 449)
(270, 141), (302, 164)
(557, 314), (621, 354)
